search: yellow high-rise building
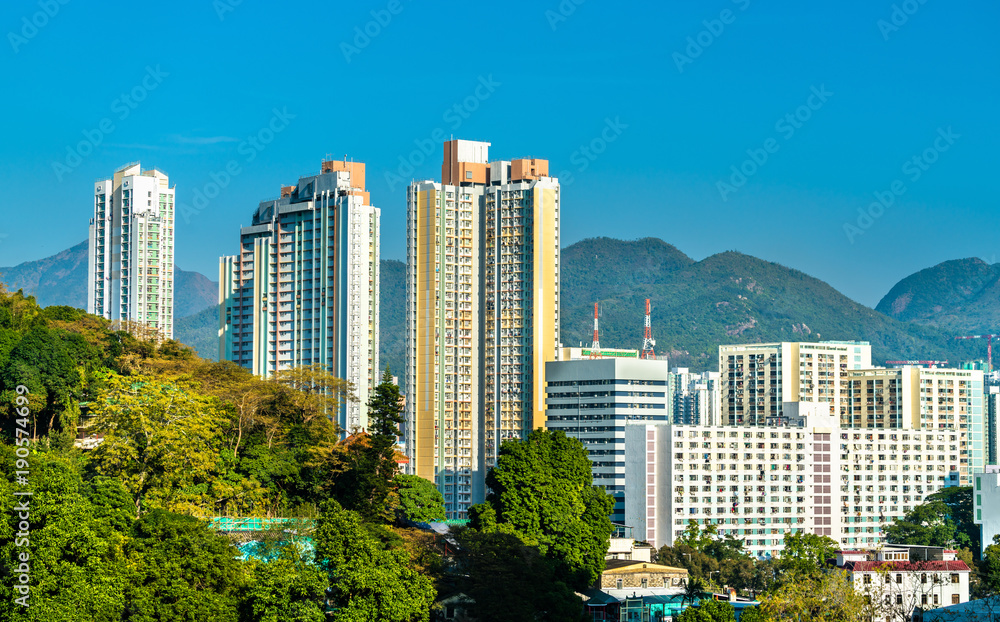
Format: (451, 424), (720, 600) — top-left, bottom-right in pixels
(405, 140), (560, 518)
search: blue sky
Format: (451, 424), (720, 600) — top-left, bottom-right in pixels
(0, 0), (996, 307)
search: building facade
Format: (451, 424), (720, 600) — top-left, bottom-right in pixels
(974, 466), (1000, 556)
(670, 368), (721, 426)
(405, 139), (560, 518)
(839, 547), (969, 617)
(88, 162), (176, 338)
(719, 341), (872, 426)
(219, 159), (379, 432)
(544, 358), (671, 523)
(625, 404), (967, 557)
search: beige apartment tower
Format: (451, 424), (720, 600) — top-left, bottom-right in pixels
(405, 139), (560, 518)
(719, 341), (872, 426)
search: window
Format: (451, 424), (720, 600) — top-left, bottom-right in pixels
(896, 574), (902, 584)
(921, 573), (927, 584)
(952, 594), (960, 604)
(465, 171), (473, 179)
(933, 595), (939, 605)
(922, 595), (928, 605)
(864, 575), (872, 585)
(951, 574), (960, 584)
(896, 595), (903, 605)
(641, 579), (648, 588)
(616, 579), (623, 589)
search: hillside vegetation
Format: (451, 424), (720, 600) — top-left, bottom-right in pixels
(560, 238), (981, 369)
(876, 257), (1000, 335)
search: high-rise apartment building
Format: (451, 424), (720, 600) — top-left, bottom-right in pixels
(88, 162), (176, 338)
(669, 368), (721, 426)
(219, 159), (379, 432)
(719, 341), (872, 425)
(405, 139), (560, 518)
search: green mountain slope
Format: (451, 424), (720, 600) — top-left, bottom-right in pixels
(559, 238), (981, 369)
(175, 305), (219, 361)
(0, 240), (218, 318)
(4, 239), (986, 377)
(876, 258), (1000, 335)
(0, 240), (89, 308)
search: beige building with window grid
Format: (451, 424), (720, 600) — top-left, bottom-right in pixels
(405, 139), (560, 519)
(719, 342), (872, 426)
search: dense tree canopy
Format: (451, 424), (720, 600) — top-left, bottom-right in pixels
(314, 500), (435, 622)
(476, 427), (615, 589)
(884, 488), (970, 549)
(392, 474), (446, 523)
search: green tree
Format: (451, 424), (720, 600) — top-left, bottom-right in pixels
(739, 605), (772, 622)
(314, 500), (435, 622)
(779, 530), (840, 569)
(678, 598), (736, 622)
(676, 520), (718, 551)
(884, 494), (960, 548)
(981, 535), (1000, 596)
(455, 529), (583, 622)
(480, 428), (615, 589)
(239, 546), (327, 622)
(938, 486), (977, 550)
(325, 370), (403, 520)
(658, 543), (719, 585)
(0, 449), (131, 622)
(123, 510), (243, 622)
(758, 570), (868, 622)
(681, 577), (707, 608)
(89, 372), (226, 516)
(392, 474), (446, 523)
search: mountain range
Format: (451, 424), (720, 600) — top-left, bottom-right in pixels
(876, 257), (1000, 336)
(1, 238), (993, 379)
(0, 239), (218, 334)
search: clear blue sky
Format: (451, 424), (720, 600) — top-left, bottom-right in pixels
(0, 0), (996, 307)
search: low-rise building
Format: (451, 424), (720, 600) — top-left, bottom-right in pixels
(606, 535), (654, 562)
(598, 560), (688, 591)
(838, 547), (970, 618)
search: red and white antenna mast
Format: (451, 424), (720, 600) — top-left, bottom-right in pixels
(641, 299), (656, 359)
(590, 302), (601, 358)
